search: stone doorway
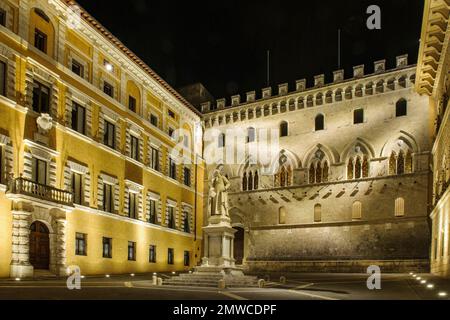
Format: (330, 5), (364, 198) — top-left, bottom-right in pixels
(29, 221), (50, 270)
(233, 227), (245, 265)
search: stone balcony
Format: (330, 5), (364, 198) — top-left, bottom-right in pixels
(7, 177), (73, 207)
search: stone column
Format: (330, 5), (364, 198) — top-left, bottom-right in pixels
(54, 218), (68, 276)
(10, 207), (33, 278)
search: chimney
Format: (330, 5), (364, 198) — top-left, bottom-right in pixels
(296, 79), (306, 92)
(333, 70), (344, 83)
(396, 54), (408, 68)
(262, 87), (272, 99)
(246, 91), (256, 103)
(217, 98), (226, 110)
(278, 83), (288, 96)
(374, 60), (386, 73)
(314, 74), (325, 87)
(353, 65), (364, 78)
(231, 95), (240, 106)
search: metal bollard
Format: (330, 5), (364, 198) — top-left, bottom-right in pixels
(258, 279), (265, 288)
(280, 276), (286, 284)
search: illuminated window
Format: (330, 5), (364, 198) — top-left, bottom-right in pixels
(149, 245), (156, 263)
(102, 237), (112, 258)
(168, 248), (174, 265)
(127, 241), (136, 261)
(75, 233), (87, 256)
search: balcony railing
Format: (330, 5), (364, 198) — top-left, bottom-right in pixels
(8, 177), (73, 207)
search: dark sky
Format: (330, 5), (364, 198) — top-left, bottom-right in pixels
(76, 0), (424, 101)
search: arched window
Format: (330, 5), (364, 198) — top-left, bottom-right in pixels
(352, 201), (362, 219)
(218, 133), (225, 148)
(248, 171), (253, 191)
(309, 165), (315, 184)
(279, 167), (286, 187)
(280, 121), (289, 137)
(315, 162), (322, 184)
(397, 151), (405, 175)
(355, 157), (362, 179)
(247, 127), (255, 143)
(405, 150), (412, 173)
(347, 158), (354, 180)
(315, 114), (324, 131)
(242, 172), (247, 191)
(362, 157), (369, 178)
(389, 152), (397, 175)
(279, 207), (286, 224)
(314, 204), (322, 222)
(254, 171), (259, 190)
(396, 99), (407, 117)
(395, 197), (405, 217)
(323, 161), (329, 182)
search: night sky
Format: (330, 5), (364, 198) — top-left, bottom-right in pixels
(76, 0), (424, 101)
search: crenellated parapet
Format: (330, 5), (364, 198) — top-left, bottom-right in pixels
(202, 55), (415, 128)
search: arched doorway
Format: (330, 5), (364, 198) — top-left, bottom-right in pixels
(233, 227), (245, 265)
(29, 221), (50, 270)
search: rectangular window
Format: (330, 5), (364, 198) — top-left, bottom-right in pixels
(103, 81), (114, 98)
(128, 192), (138, 219)
(33, 158), (47, 185)
(34, 28), (47, 53)
(183, 167), (191, 187)
(71, 60), (84, 78)
(104, 120), (116, 149)
(168, 109), (175, 119)
(354, 108), (364, 124)
(150, 147), (160, 171)
(72, 172), (83, 205)
(103, 183), (114, 213)
(75, 233), (87, 256)
(149, 245), (156, 263)
(130, 136), (140, 161)
(168, 248), (174, 265)
(169, 158), (177, 180)
(0, 61), (5, 96)
(128, 241), (136, 261)
(128, 96), (136, 112)
(0, 9), (5, 27)
(167, 206), (175, 229)
(184, 251), (190, 267)
(150, 114), (158, 127)
(168, 127), (174, 139)
(32, 81), (50, 114)
(148, 199), (157, 224)
(183, 135), (189, 149)
(71, 102), (86, 135)
(102, 237), (112, 258)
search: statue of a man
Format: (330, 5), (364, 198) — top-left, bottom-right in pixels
(209, 167), (231, 217)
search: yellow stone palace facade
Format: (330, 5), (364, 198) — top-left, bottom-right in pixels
(0, 0), (205, 278)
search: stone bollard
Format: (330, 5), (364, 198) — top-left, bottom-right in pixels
(157, 277), (163, 286)
(264, 274), (270, 282)
(152, 275), (157, 285)
(258, 279), (265, 288)
(218, 279), (226, 290)
(280, 276), (286, 284)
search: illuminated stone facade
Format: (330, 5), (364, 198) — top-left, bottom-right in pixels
(202, 58), (433, 273)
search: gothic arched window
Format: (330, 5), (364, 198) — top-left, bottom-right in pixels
(254, 171), (259, 190)
(280, 167), (286, 187)
(248, 171), (253, 191)
(309, 164), (315, 184)
(323, 161), (329, 182)
(405, 150), (412, 173)
(355, 157), (362, 179)
(397, 151), (405, 175)
(389, 152), (397, 175)
(347, 158), (354, 180)
(362, 156), (369, 178)
(315, 162), (322, 184)
(242, 172), (247, 191)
